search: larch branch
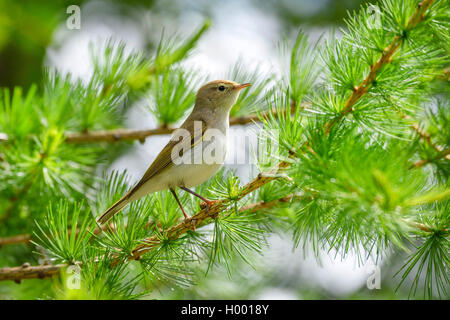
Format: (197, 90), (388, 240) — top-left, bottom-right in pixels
(0, 234), (31, 247)
(0, 193), (296, 281)
(0, 263), (68, 283)
(64, 104), (305, 143)
(410, 148), (450, 169)
(324, 0), (435, 134)
(0, 190), (443, 282)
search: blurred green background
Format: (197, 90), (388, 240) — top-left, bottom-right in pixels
(0, 0), (380, 88)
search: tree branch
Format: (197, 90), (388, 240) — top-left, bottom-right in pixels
(65, 127), (175, 143)
(64, 104), (303, 143)
(397, 110), (445, 154)
(324, 0), (435, 134)
(0, 193), (296, 281)
(0, 190), (443, 282)
(409, 148), (450, 169)
(0, 234), (31, 247)
(1, 102), (305, 144)
(0, 263), (68, 283)
(238, 194), (295, 213)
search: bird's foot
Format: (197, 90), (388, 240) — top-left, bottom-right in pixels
(182, 213), (196, 231)
(200, 199), (220, 219)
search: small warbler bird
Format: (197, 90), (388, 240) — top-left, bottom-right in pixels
(97, 80), (251, 225)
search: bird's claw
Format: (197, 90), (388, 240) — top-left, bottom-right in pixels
(200, 200), (219, 219)
(183, 216), (196, 231)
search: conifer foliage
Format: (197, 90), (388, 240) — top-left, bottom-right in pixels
(0, 0), (448, 299)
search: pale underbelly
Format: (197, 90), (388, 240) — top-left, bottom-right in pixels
(130, 139), (226, 200)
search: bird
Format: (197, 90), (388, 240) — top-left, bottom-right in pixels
(97, 80), (251, 226)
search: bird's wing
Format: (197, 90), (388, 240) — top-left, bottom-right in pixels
(130, 118), (207, 191)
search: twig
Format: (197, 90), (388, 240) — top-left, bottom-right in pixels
(401, 218), (448, 233)
(409, 148), (450, 169)
(65, 127), (174, 143)
(0, 234), (31, 247)
(0, 194), (295, 249)
(2, 103), (307, 144)
(0, 190), (443, 282)
(0, 193), (296, 281)
(0, 113), (260, 145)
(64, 104), (305, 143)
(126, 165), (291, 262)
(0, 263), (68, 283)
(238, 194), (295, 212)
(324, 0), (435, 134)
(410, 122), (443, 153)
(436, 66), (450, 81)
(398, 111), (444, 153)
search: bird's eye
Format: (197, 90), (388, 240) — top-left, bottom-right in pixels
(218, 85), (225, 91)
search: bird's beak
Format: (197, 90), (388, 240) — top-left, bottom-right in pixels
(234, 83), (251, 90)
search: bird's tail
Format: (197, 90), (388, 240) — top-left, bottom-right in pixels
(97, 193), (132, 225)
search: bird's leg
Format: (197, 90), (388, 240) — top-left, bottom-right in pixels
(169, 188), (195, 230)
(180, 186), (218, 218)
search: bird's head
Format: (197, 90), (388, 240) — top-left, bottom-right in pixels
(195, 80), (251, 111)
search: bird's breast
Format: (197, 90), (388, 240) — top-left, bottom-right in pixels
(170, 132), (227, 188)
